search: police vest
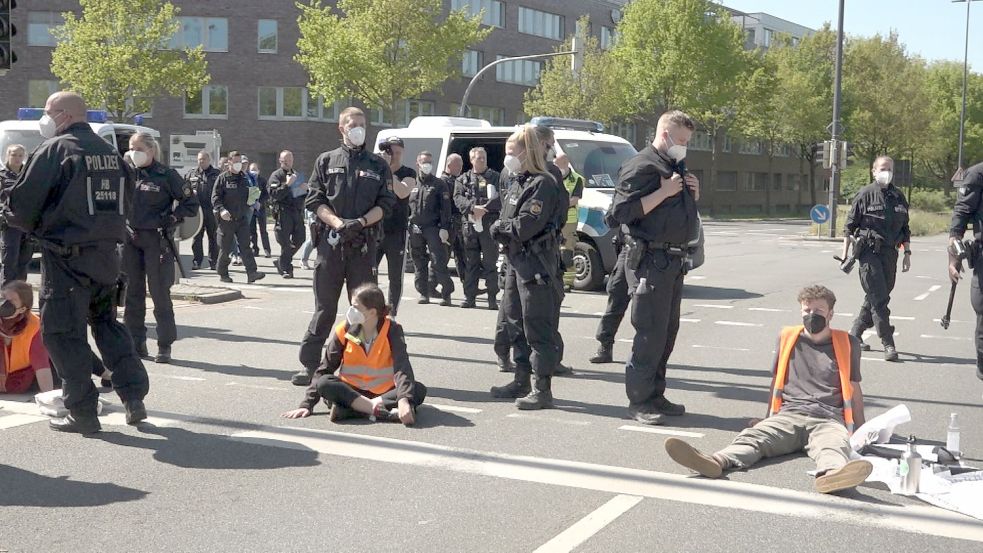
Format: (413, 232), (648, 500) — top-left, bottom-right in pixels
(3, 313), (41, 375)
(334, 319), (396, 395)
(769, 325), (856, 434)
(563, 169), (583, 225)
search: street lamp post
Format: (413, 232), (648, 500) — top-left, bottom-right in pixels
(458, 50), (576, 117)
(954, 0), (979, 173)
(828, 0), (845, 238)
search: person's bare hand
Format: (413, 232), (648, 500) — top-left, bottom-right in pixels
(472, 205), (487, 219)
(684, 173), (700, 201)
(949, 261), (963, 283)
(902, 253), (911, 273)
(660, 174), (684, 198)
(398, 398), (415, 426)
(280, 408), (310, 419)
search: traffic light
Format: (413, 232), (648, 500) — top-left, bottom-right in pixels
(0, 0), (16, 72)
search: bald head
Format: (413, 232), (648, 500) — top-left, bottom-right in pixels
(43, 91), (86, 136)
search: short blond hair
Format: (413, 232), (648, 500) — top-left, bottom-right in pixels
(657, 110), (695, 134)
(339, 107), (365, 125)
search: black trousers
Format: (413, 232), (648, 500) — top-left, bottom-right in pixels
(217, 217), (258, 276)
(376, 228), (407, 313)
(493, 258), (515, 360)
(625, 249), (684, 406)
(462, 225), (499, 301)
(1, 226), (32, 285)
(298, 235), (378, 372)
(123, 229), (176, 347)
(850, 248), (899, 346)
(969, 268), (983, 380)
(250, 206), (271, 254)
(431, 221), (466, 290)
(596, 248), (630, 347)
(39, 253), (148, 416)
(316, 375), (427, 409)
(411, 225), (453, 299)
(501, 261), (561, 378)
(192, 211), (218, 267)
(274, 207), (306, 276)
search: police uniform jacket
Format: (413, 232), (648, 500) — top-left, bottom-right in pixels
(497, 171), (565, 252)
(184, 165), (219, 212)
(950, 162), (983, 241)
(0, 165), (18, 187)
(382, 165), (416, 237)
(212, 171), (252, 221)
(454, 168), (502, 227)
(441, 172), (463, 220)
(409, 173), (451, 230)
(845, 182), (911, 248)
(130, 160), (198, 231)
(306, 145), (395, 222)
(610, 145), (698, 246)
(268, 167), (305, 211)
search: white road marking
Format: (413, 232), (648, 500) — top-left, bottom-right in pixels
(532, 494), (644, 553)
(932, 318), (969, 324)
(505, 413), (591, 426)
(920, 334), (971, 341)
(302, 310), (316, 315)
(692, 344), (750, 352)
(705, 231), (738, 236)
(748, 307), (784, 312)
(861, 357), (886, 363)
(679, 318), (701, 323)
(0, 413), (47, 429)
(892, 316), (915, 321)
(618, 425), (705, 438)
(427, 403), (482, 415)
(693, 304), (733, 309)
(592, 312), (606, 316)
(229, 426), (983, 543)
(226, 381), (290, 392)
(916, 275), (939, 280)
(240, 305), (264, 310)
(617, 339), (633, 343)
(833, 312), (854, 317)
(687, 275), (707, 280)
(914, 285), (942, 301)
(714, 321), (762, 327)
(151, 373), (206, 382)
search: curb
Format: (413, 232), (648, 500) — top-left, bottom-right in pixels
(169, 284), (243, 304)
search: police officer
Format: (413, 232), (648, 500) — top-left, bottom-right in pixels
(213, 151), (266, 284)
(292, 107), (395, 386)
(554, 154), (584, 291)
(844, 155), (910, 362)
(3, 91), (150, 433)
(248, 161), (272, 259)
(610, 110), (700, 426)
(455, 146), (501, 309)
(948, 160), (983, 381)
(409, 151), (454, 306)
(376, 137), (415, 315)
(122, 132), (199, 364)
(489, 125), (566, 410)
(1, 144), (31, 284)
(269, 150), (307, 279)
(590, 216), (629, 364)
(187, 151), (220, 270)
(440, 154), (467, 290)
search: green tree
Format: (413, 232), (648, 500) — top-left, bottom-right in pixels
(920, 61), (983, 191)
(296, 0), (490, 124)
(50, 0), (208, 122)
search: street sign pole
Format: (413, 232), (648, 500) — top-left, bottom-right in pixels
(828, 0), (845, 239)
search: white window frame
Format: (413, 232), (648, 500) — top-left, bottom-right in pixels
(372, 99), (436, 128)
(601, 26), (617, 49)
(462, 49), (482, 78)
(518, 7), (564, 40)
(258, 88), (346, 122)
(27, 11), (63, 47)
(184, 85), (228, 119)
(450, 103), (505, 126)
(495, 56), (542, 87)
(450, 0), (504, 28)
(689, 130), (712, 152)
(257, 19), (278, 54)
(171, 17), (229, 52)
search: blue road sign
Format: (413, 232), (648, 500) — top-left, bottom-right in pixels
(810, 204), (831, 225)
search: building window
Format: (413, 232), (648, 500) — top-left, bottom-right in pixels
(372, 99), (436, 127)
(763, 28), (774, 47)
(744, 28), (756, 47)
(496, 56), (542, 86)
(170, 17), (229, 52)
(716, 171), (738, 192)
(184, 85), (228, 118)
(746, 172), (768, 192)
(722, 134), (733, 153)
(518, 7), (564, 40)
(258, 87), (310, 120)
(608, 122), (636, 144)
(462, 49), (482, 78)
(450, 0), (504, 28)
(690, 130), (712, 152)
(601, 26), (617, 49)
(28, 80), (60, 107)
(27, 11), (64, 47)
(450, 103), (505, 126)
(258, 19), (278, 54)
(739, 139), (763, 155)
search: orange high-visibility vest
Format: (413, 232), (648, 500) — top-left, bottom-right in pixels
(3, 313), (41, 375)
(769, 325), (856, 434)
(334, 319), (395, 395)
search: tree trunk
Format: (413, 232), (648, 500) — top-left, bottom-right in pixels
(765, 147), (774, 217)
(797, 154), (804, 211)
(708, 126), (719, 216)
(809, 156), (817, 206)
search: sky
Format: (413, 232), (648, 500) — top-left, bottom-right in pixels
(721, 0), (983, 71)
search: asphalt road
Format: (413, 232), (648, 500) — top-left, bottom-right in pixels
(2, 219), (982, 553)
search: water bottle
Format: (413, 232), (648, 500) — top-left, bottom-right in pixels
(899, 435), (922, 495)
(947, 413), (961, 458)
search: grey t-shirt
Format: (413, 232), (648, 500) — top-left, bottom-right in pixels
(771, 332), (862, 422)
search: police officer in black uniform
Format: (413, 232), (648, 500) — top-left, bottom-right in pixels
(212, 150), (265, 284)
(186, 150), (220, 270)
(0, 143), (31, 284)
(269, 150), (307, 279)
(438, 154), (467, 291)
(590, 214), (629, 364)
(844, 155), (911, 362)
(123, 132), (199, 364)
(610, 110), (700, 426)
(3, 91), (149, 433)
(376, 137), (415, 315)
(409, 151), (454, 306)
(948, 160), (983, 381)
(292, 107), (395, 386)
(455, 146), (501, 309)
(248, 161), (272, 259)
(489, 126), (566, 410)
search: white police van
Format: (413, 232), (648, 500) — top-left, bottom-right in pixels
(374, 116), (703, 290)
(0, 108), (160, 160)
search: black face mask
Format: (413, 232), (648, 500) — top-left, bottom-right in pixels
(0, 300), (16, 318)
(803, 312), (827, 334)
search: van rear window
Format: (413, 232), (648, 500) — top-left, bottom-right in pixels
(557, 139), (637, 188)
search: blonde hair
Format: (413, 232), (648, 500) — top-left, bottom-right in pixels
(872, 155), (894, 169)
(339, 107), (365, 126)
(507, 125), (549, 177)
(131, 132), (161, 162)
(4, 144), (25, 165)
(656, 110), (695, 135)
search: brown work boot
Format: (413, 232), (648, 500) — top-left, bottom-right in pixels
(664, 437), (723, 478)
(814, 460), (873, 493)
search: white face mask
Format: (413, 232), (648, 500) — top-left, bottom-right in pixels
(130, 150), (150, 168)
(346, 305), (365, 326)
(665, 133), (687, 161)
(419, 163), (433, 176)
(346, 126), (366, 147)
(545, 146), (556, 163)
(874, 170), (892, 186)
(503, 154), (522, 174)
(39, 112), (64, 139)
(231, 161), (243, 173)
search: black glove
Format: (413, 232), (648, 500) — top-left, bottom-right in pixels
(490, 220), (507, 244)
(339, 218), (364, 241)
(160, 213), (180, 229)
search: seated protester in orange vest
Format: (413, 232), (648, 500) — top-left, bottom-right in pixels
(281, 284), (427, 425)
(0, 281), (55, 394)
(663, 285), (873, 494)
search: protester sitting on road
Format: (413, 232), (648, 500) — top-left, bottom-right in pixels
(281, 284), (426, 425)
(0, 281), (54, 394)
(664, 284), (874, 494)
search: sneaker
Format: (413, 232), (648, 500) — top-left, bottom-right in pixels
(627, 403), (663, 426)
(884, 344), (899, 362)
(554, 363), (574, 376)
(49, 413), (102, 434)
(652, 396), (686, 416)
(814, 459), (873, 493)
(371, 405), (400, 422)
(302, 260), (312, 270)
(219, 274), (233, 283)
(247, 272), (266, 283)
(329, 403), (355, 422)
(664, 437), (723, 478)
(291, 370), (312, 386)
(232, 256), (242, 266)
(859, 341), (871, 351)
(282, 272), (293, 280)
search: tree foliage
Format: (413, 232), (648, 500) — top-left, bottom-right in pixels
(296, 0), (490, 122)
(50, 0), (208, 122)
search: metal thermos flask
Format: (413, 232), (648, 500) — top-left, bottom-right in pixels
(899, 435), (922, 495)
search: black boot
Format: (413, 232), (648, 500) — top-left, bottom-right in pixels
(134, 341), (150, 358)
(497, 355), (514, 373)
(49, 411), (101, 434)
(516, 375), (554, 410)
(488, 295), (498, 311)
(590, 343), (613, 364)
(491, 369), (531, 398)
(124, 399), (148, 425)
(155, 344), (171, 364)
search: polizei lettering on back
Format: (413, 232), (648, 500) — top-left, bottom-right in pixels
(84, 155), (120, 172)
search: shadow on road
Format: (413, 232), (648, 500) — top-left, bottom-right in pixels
(168, 358), (294, 381)
(683, 285), (764, 301)
(0, 464), (148, 507)
(160, 324), (300, 347)
(406, 331), (495, 346)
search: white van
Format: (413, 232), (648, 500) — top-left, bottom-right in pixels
(0, 108), (160, 160)
(375, 116), (703, 290)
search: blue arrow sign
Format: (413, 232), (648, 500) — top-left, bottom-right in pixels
(810, 204), (831, 225)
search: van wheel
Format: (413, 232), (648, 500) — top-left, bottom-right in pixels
(573, 241), (604, 291)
